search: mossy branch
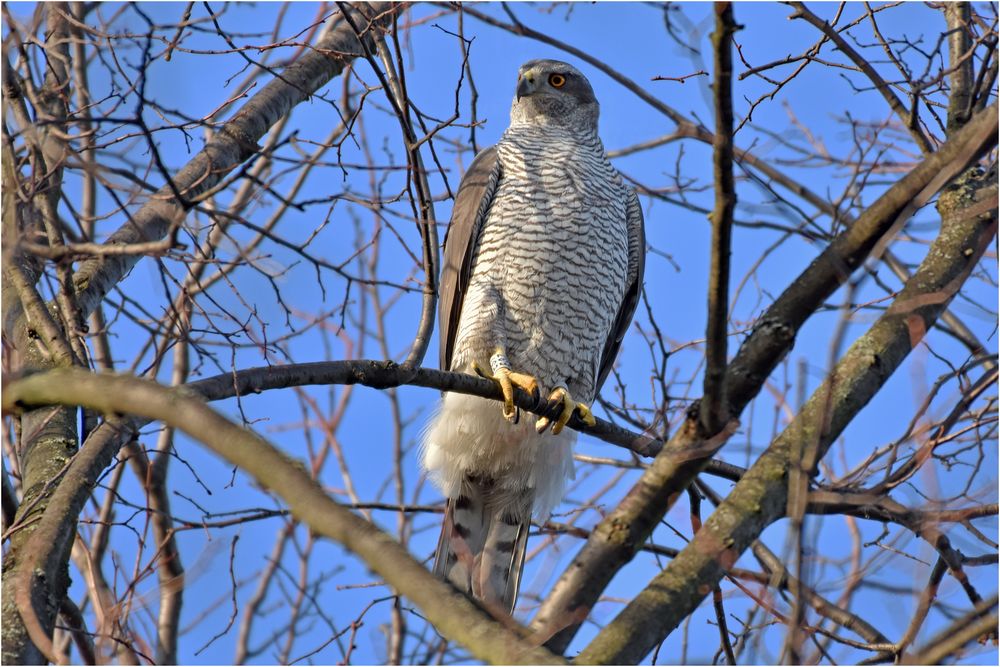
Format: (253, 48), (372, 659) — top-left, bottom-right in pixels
(574, 161), (997, 666)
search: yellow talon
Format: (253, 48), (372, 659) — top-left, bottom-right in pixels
(576, 402), (597, 427)
(536, 387), (596, 435)
(473, 358), (540, 423)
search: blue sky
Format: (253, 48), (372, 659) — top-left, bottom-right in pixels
(4, 2), (997, 664)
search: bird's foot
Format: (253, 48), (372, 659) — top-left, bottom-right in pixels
(535, 386), (596, 435)
(473, 351), (540, 423)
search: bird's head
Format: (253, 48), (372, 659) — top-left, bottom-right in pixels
(510, 59), (599, 130)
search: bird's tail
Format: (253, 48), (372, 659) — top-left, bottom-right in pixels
(433, 477), (531, 614)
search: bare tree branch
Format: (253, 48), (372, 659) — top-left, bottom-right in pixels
(945, 3), (975, 132)
(2, 5), (995, 663)
(530, 101), (997, 655)
(1, 369), (568, 666)
(64, 2), (398, 324)
(905, 595), (999, 664)
(574, 147), (997, 665)
(702, 2), (738, 436)
(786, 2), (935, 153)
(0, 6), (400, 662)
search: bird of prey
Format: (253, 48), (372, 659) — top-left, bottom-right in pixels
(422, 59), (645, 613)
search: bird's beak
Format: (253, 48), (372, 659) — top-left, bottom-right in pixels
(516, 73), (536, 101)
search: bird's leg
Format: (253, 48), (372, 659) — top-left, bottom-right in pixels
(473, 349), (540, 423)
(535, 385), (597, 435)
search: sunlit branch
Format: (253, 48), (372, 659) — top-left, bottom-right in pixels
(2, 369), (567, 666)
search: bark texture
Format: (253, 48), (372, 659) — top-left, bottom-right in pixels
(574, 155), (997, 666)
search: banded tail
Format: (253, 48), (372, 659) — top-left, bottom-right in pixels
(433, 476), (532, 614)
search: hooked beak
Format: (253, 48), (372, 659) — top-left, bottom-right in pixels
(516, 73), (536, 101)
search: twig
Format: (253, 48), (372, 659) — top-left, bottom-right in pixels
(688, 487), (736, 665)
(651, 70), (708, 83)
(785, 2), (935, 153)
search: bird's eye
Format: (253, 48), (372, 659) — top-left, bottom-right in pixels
(548, 73), (566, 88)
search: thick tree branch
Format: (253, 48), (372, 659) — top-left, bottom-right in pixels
(1, 370), (566, 666)
(530, 101), (997, 654)
(945, 3), (975, 133)
(574, 157), (997, 665)
(1, 7), (87, 663)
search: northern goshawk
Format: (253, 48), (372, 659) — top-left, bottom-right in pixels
(422, 59), (645, 613)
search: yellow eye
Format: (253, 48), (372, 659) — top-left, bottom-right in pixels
(548, 73), (566, 88)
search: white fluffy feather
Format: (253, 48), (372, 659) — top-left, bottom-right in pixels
(421, 391), (575, 520)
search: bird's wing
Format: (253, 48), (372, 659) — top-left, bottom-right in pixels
(439, 145), (502, 371)
(594, 188), (646, 394)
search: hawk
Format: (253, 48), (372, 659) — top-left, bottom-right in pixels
(422, 59), (645, 613)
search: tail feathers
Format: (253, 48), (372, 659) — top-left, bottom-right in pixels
(434, 490), (488, 594)
(433, 485), (531, 614)
(478, 512), (530, 613)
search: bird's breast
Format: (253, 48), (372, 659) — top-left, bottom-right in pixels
(461, 133), (631, 398)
